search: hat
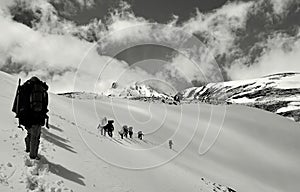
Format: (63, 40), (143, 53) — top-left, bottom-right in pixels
(108, 120), (114, 123)
(30, 76), (40, 82)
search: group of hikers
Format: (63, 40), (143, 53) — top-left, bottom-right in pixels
(97, 118), (144, 140)
(12, 76), (173, 160)
(97, 119), (174, 149)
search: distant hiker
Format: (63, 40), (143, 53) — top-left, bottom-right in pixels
(111, 82), (118, 89)
(103, 120), (114, 137)
(97, 117), (107, 136)
(12, 77), (49, 160)
(174, 94), (181, 103)
(123, 125), (128, 138)
(118, 129), (124, 139)
(137, 131), (144, 140)
(169, 140), (173, 150)
(128, 126), (133, 138)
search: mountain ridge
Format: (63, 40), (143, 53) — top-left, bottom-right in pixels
(176, 72), (300, 121)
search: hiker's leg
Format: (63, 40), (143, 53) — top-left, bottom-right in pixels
(29, 125), (41, 159)
(25, 128), (31, 152)
(35, 126), (41, 157)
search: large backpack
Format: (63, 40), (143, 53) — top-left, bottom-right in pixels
(30, 81), (47, 113)
(12, 78), (48, 127)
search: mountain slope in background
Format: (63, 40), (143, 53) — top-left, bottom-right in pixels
(177, 72), (300, 121)
(104, 81), (176, 104)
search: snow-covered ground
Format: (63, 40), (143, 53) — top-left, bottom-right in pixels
(1, 71), (300, 192)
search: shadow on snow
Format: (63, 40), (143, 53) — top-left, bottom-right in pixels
(40, 155), (85, 186)
(41, 124), (76, 153)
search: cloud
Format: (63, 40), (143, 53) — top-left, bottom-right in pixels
(0, 0), (261, 92)
(160, 1), (254, 84)
(0, 0), (299, 93)
(227, 30), (300, 79)
(0, 2), (156, 93)
(270, 0), (295, 15)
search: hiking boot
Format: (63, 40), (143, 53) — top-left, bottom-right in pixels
(35, 156), (41, 160)
(29, 155), (41, 160)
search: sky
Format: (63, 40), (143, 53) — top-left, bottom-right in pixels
(68, 0), (229, 24)
(0, 0), (299, 93)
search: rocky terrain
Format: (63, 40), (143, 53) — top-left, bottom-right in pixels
(176, 73), (300, 121)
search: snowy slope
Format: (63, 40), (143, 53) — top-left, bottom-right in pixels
(1, 71), (300, 192)
(57, 92), (100, 100)
(177, 73), (300, 121)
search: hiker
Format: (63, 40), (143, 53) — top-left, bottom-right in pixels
(137, 131), (144, 140)
(12, 77), (49, 160)
(123, 125), (128, 138)
(169, 140), (173, 150)
(118, 129), (124, 139)
(103, 120), (114, 137)
(128, 126), (133, 138)
(97, 117), (107, 136)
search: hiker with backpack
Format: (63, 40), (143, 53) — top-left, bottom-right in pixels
(169, 140), (173, 150)
(103, 120), (114, 137)
(12, 77), (49, 160)
(97, 117), (107, 136)
(118, 128), (124, 139)
(123, 125), (128, 138)
(137, 131), (144, 140)
(128, 126), (133, 138)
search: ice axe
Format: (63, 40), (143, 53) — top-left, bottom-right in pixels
(16, 78), (24, 131)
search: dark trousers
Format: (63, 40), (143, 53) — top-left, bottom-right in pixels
(129, 131), (133, 138)
(25, 125), (41, 158)
(138, 134), (143, 140)
(108, 131), (113, 137)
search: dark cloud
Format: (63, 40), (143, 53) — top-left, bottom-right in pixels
(9, 0), (41, 28)
(231, 0), (300, 67)
(69, 0), (229, 24)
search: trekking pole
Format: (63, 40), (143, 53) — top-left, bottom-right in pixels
(16, 78), (23, 131)
(45, 116), (49, 129)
